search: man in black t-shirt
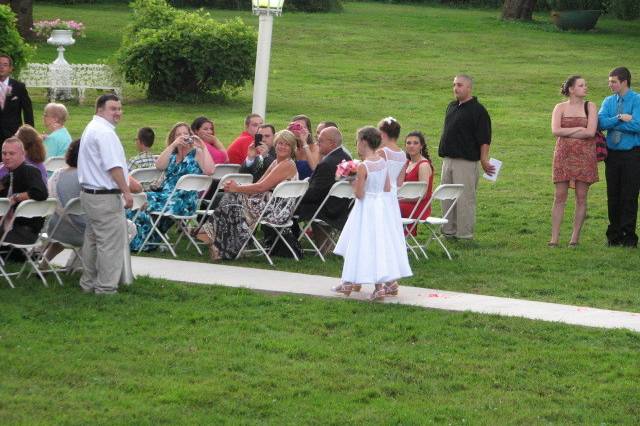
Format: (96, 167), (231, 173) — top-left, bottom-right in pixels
(438, 74), (495, 239)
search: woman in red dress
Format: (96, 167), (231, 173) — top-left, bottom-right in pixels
(399, 131), (434, 236)
(550, 75), (598, 247)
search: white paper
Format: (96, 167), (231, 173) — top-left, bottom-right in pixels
(482, 158), (502, 182)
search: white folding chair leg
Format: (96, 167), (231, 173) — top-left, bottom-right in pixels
(21, 249), (52, 287)
(266, 226), (300, 261)
(425, 226), (452, 260)
(237, 234), (274, 266)
(0, 264), (15, 288)
(176, 219), (203, 255)
(302, 232), (325, 262)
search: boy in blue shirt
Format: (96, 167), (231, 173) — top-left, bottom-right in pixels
(598, 67), (640, 247)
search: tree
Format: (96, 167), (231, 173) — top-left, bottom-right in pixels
(0, 0), (33, 40)
(502, 0), (538, 21)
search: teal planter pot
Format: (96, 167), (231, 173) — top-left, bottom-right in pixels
(551, 10), (602, 31)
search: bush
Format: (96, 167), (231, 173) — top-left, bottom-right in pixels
(608, 0), (640, 20)
(0, 5), (34, 77)
(42, 0), (343, 12)
(117, 0), (257, 101)
(546, 0), (605, 10)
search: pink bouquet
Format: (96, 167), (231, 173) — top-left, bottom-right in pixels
(335, 159), (361, 181)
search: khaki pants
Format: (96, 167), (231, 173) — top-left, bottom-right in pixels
(80, 192), (126, 294)
(440, 157), (479, 239)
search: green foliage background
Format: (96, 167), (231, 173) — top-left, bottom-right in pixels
(0, 4), (34, 76)
(116, 0), (256, 100)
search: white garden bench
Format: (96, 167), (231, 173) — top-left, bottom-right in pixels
(21, 63), (122, 103)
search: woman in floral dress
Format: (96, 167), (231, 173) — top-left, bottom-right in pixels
(129, 122), (215, 251)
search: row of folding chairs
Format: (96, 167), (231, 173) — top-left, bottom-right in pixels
(296, 180), (464, 262)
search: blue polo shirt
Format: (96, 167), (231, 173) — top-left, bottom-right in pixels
(598, 89), (640, 151)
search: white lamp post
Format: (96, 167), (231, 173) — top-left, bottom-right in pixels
(251, 0), (284, 120)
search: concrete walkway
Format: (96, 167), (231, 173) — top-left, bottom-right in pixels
(117, 255), (640, 333)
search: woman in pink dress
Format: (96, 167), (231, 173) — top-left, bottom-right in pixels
(550, 75), (598, 247)
(191, 116), (228, 164)
(399, 131), (434, 235)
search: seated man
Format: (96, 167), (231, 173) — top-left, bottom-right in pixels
(295, 126), (352, 248)
(240, 124), (276, 183)
(0, 137), (48, 245)
(226, 114), (263, 165)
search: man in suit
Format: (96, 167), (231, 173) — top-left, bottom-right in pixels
(295, 126), (352, 249)
(0, 54), (34, 144)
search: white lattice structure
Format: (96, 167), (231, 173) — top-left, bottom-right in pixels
(21, 63), (122, 103)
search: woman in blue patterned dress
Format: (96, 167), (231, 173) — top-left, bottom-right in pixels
(129, 122), (215, 251)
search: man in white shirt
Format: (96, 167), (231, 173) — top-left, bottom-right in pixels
(78, 94), (132, 294)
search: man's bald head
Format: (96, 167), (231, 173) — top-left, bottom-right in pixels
(318, 127), (342, 156)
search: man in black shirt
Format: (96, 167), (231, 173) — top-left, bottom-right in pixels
(0, 137), (48, 244)
(438, 74), (495, 239)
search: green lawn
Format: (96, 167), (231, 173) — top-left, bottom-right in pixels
(30, 2), (640, 311)
(3, 3), (640, 422)
(1, 276), (639, 424)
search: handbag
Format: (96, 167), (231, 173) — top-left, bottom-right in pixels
(584, 101), (609, 161)
(585, 101), (607, 162)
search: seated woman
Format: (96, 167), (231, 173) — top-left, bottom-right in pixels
(200, 130), (299, 260)
(0, 125), (48, 184)
(399, 131), (434, 235)
(191, 116), (228, 165)
(129, 122), (215, 251)
(289, 114), (320, 180)
(42, 139), (84, 263)
(42, 103), (72, 158)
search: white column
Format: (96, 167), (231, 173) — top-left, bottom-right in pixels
(252, 13), (274, 120)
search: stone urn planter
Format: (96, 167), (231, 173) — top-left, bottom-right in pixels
(551, 9), (602, 31)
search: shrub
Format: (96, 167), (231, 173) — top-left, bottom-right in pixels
(117, 0), (257, 101)
(608, 0), (640, 20)
(545, 0), (605, 10)
(0, 4), (34, 77)
(42, 0), (343, 12)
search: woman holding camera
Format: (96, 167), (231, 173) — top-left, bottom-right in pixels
(289, 114), (320, 179)
(129, 122), (215, 251)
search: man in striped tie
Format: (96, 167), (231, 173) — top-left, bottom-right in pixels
(598, 67), (640, 247)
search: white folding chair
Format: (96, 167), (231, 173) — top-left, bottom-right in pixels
(128, 192), (148, 222)
(136, 174), (213, 257)
(44, 156), (67, 173)
(414, 184), (464, 260)
(0, 199), (59, 288)
(129, 167), (163, 188)
(397, 181), (429, 260)
(38, 197), (86, 274)
(236, 180), (309, 266)
(297, 180), (355, 262)
(211, 164), (241, 179)
(192, 173), (253, 240)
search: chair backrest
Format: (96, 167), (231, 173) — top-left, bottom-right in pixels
(0, 198), (11, 217)
(14, 199), (58, 219)
(62, 197), (84, 216)
(217, 173), (253, 190)
(130, 192), (148, 211)
(130, 167), (163, 184)
(426, 184), (464, 221)
(431, 184), (464, 202)
(175, 174), (214, 192)
(211, 164), (241, 180)
(327, 180), (355, 199)
(272, 180), (309, 199)
(397, 181), (428, 200)
(44, 156), (67, 173)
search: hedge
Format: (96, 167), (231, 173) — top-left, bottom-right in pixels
(117, 0), (257, 100)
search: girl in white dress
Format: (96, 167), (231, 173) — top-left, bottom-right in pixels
(333, 126), (412, 301)
(378, 117), (412, 296)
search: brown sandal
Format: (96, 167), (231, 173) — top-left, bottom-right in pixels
(384, 282), (399, 296)
(331, 283), (353, 296)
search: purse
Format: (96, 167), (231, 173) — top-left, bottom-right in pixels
(585, 101), (607, 162)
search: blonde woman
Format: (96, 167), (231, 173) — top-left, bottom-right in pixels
(42, 103), (72, 158)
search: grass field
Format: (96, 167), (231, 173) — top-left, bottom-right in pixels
(2, 2), (640, 423)
(27, 1), (640, 311)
